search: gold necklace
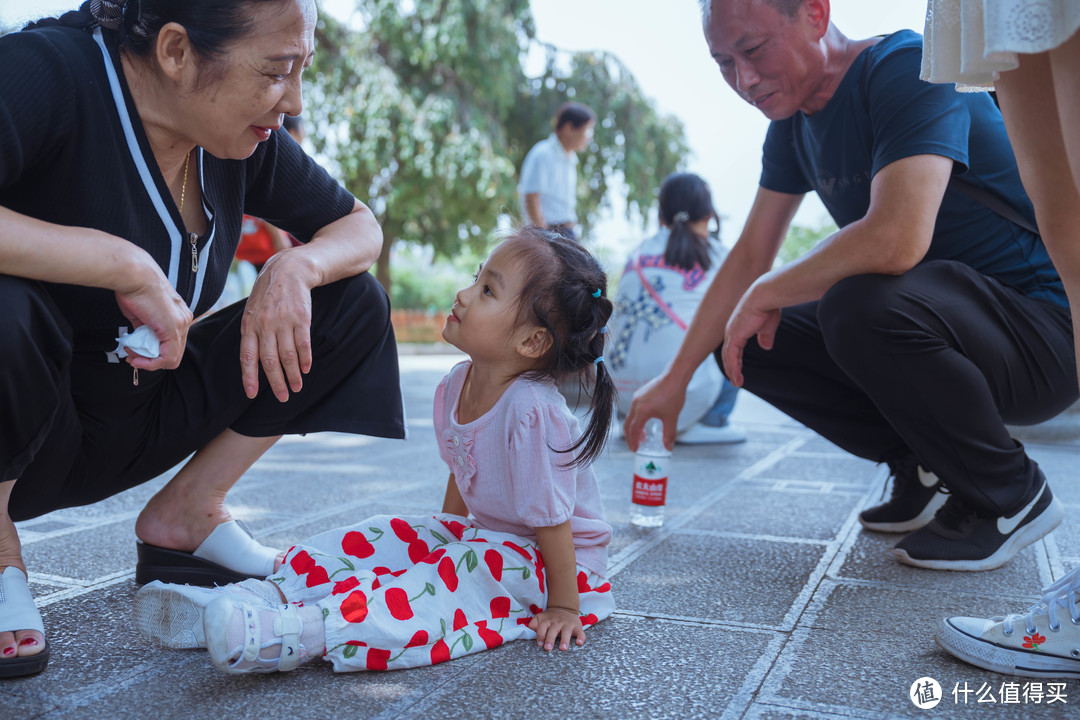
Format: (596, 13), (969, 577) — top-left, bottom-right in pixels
(178, 150), (191, 213)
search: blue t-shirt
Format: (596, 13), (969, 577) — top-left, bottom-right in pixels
(759, 30), (1065, 308)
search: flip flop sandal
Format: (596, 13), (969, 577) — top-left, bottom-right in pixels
(205, 597), (308, 674)
(0, 567), (49, 679)
(135, 520), (280, 586)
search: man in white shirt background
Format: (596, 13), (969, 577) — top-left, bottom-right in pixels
(519, 102), (596, 239)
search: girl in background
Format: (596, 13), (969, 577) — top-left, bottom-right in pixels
(608, 173), (744, 445)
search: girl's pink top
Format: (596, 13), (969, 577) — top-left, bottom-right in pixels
(434, 361), (612, 576)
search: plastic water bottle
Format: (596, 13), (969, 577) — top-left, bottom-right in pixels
(630, 418), (671, 527)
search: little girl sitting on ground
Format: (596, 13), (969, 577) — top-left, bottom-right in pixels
(134, 228), (617, 673)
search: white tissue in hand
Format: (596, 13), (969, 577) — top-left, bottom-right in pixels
(114, 325), (161, 359)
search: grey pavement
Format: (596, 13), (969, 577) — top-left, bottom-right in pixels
(5, 350), (1079, 719)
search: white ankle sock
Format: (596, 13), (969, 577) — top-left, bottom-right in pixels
(296, 604), (326, 656)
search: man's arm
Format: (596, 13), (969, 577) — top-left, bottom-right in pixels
(721, 153), (953, 386)
(524, 193), (546, 227)
(624, 186), (801, 450)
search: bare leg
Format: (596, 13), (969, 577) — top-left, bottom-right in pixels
(0, 480), (45, 660)
(996, 50), (1080, 387)
(1050, 31), (1080, 192)
(134, 429), (280, 552)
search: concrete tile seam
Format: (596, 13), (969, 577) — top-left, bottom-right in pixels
(775, 536), (845, 634)
(1034, 537), (1059, 588)
(809, 575), (1042, 607)
(820, 478), (899, 581)
(754, 622), (908, 720)
(788, 451), (857, 459)
(34, 662), (183, 719)
(743, 703), (894, 720)
(744, 701), (891, 720)
(15, 511), (140, 546)
(749, 481), (868, 496)
(736, 479), (871, 494)
(607, 435), (812, 576)
(749, 693), (912, 720)
(33, 571), (133, 608)
(669, 527), (834, 547)
(718, 633), (791, 720)
(608, 609), (799, 633)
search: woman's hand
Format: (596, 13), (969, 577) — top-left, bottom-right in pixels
(528, 607), (585, 651)
(114, 253), (193, 371)
(239, 248), (319, 401)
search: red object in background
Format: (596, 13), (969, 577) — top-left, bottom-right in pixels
(235, 215), (277, 266)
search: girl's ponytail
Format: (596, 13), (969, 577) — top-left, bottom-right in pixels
(658, 173), (716, 273)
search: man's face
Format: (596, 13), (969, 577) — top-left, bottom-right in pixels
(704, 0), (825, 120)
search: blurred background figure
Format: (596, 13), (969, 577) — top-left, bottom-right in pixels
(607, 173), (744, 445)
(518, 102), (596, 241)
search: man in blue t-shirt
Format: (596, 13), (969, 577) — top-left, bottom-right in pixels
(626, 0), (1077, 572)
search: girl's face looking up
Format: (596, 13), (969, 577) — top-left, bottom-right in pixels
(442, 240), (535, 364)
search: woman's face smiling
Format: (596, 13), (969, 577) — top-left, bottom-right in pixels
(188, 0), (317, 159)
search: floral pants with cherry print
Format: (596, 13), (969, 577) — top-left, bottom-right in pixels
(269, 513), (615, 672)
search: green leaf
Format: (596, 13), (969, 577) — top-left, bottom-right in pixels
(343, 644), (358, 659)
(465, 549), (478, 573)
(462, 633), (473, 652)
(430, 530), (448, 545)
(425, 582), (436, 597)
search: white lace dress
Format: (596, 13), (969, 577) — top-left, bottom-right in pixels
(921, 0), (1080, 89)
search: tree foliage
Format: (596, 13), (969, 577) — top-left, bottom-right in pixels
(777, 221), (838, 265)
(305, 0), (687, 293)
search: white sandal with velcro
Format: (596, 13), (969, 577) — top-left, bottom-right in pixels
(204, 597), (307, 674)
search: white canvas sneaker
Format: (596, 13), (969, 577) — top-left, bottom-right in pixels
(936, 566), (1080, 678)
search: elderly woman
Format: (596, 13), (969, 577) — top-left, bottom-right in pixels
(0, 0), (405, 678)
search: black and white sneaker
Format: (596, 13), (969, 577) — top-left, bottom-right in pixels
(859, 455), (948, 533)
(894, 471), (1063, 571)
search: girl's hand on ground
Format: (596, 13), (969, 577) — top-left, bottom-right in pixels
(528, 608), (585, 651)
(239, 250), (316, 401)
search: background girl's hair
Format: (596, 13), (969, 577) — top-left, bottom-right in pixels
(25, 0), (284, 89)
(506, 228), (615, 468)
(657, 172), (716, 272)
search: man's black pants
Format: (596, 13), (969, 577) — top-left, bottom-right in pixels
(724, 260), (1076, 516)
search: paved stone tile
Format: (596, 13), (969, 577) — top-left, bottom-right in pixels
(22, 519), (137, 584)
(1024, 446), (1080, 505)
(830, 529), (1048, 597)
(742, 704), (864, 719)
(403, 615), (785, 720)
(6, 352), (1079, 719)
(684, 485), (863, 541)
(760, 580), (1055, 719)
(612, 533), (829, 628)
(754, 453), (879, 488)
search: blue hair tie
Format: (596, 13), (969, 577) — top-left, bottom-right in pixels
(594, 355), (604, 365)
(599, 326), (607, 333)
(591, 288), (601, 298)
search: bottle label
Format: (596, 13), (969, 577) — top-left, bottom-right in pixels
(632, 474), (668, 506)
